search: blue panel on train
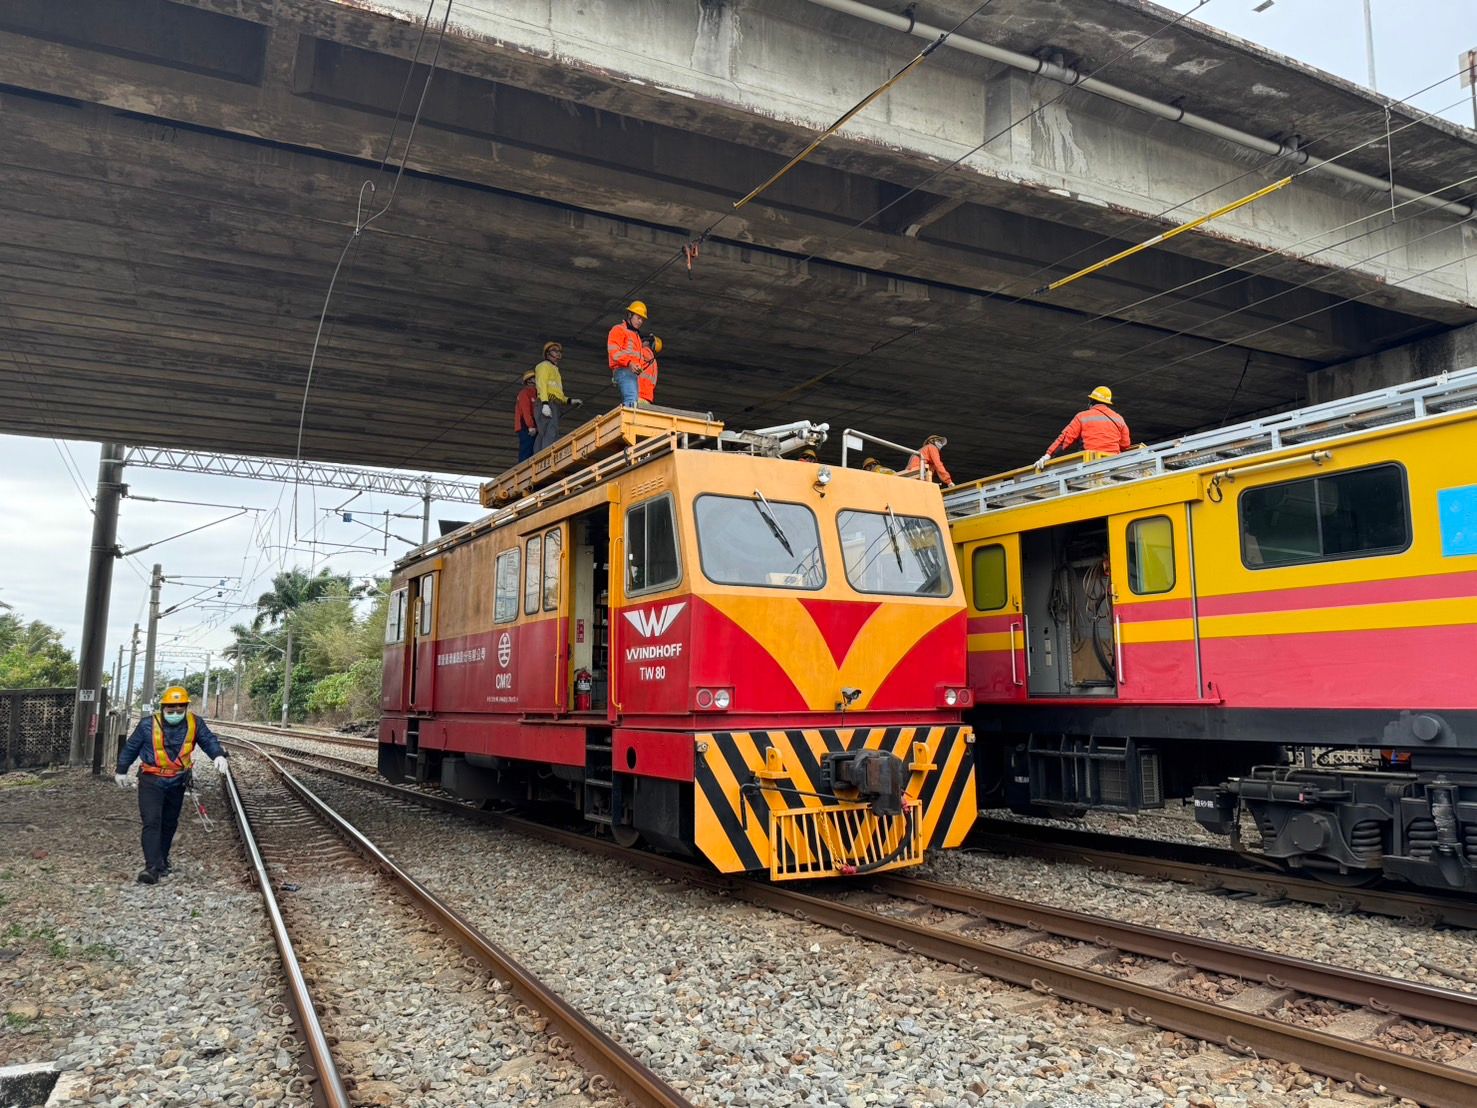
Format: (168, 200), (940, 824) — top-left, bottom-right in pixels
(1438, 484), (1477, 556)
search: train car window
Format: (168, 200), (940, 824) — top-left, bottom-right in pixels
(524, 534), (541, 615)
(836, 510), (953, 597)
(626, 494), (681, 595)
(495, 548), (520, 624)
(543, 527), (562, 611)
(384, 587), (407, 644)
(970, 545), (1008, 611)
(1239, 464), (1409, 568)
(1127, 516), (1176, 594)
(693, 494), (825, 589)
(417, 575), (435, 636)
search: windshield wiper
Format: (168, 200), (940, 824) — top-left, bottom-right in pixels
(884, 506), (904, 572)
(753, 490), (794, 557)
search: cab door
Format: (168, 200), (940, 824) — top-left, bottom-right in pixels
(518, 524), (568, 712)
(408, 571), (438, 711)
(1109, 504), (1198, 701)
(961, 534), (1027, 702)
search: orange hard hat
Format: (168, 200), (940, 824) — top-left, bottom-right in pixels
(625, 300), (649, 320)
(160, 686), (190, 707)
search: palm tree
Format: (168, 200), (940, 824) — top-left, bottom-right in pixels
(252, 569), (360, 725)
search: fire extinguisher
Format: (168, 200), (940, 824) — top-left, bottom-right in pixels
(574, 668), (593, 712)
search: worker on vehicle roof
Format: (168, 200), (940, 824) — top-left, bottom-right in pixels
(797, 446), (820, 463)
(608, 300), (653, 409)
(533, 341), (583, 453)
(904, 434), (953, 487)
(1036, 386), (1130, 471)
(115, 686), (228, 885)
(862, 456), (896, 475)
(638, 335), (663, 408)
(514, 369), (538, 463)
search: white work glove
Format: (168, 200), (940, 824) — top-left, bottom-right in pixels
(1034, 453), (1052, 472)
(540, 403), (552, 417)
(571, 398), (584, 408)
(213, 756), (229, 774)
(114, 772), (133, 788)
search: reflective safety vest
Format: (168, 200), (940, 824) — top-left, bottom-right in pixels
(638, 357), (658, 403)
(607, 321), (649, 376)
(143, 713), (197, 778)
(1047, 403), (1131, 457)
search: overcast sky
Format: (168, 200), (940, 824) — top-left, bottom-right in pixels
(2, 0), (1473, 666)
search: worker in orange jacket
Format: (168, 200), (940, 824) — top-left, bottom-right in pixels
(638, 336), (662, 407)
(607, 300), (652, 408)
(903, 435), (953, 486)
(1036, 386), (1130, 470)
(513, 369), (537, 462)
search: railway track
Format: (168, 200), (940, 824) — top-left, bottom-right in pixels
(970, 818), (1477, 930)
(222, 719), (375, 750)
(223, 732), (1477, 1107)
(222, 738), (692, 1108)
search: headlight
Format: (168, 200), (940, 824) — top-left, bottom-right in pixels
(713, 689), (732, 709)
(815, 466), (832, 486)
(944, 688), (958, 706)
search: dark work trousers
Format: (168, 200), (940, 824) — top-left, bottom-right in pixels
(138, 773), (187, 873)
(517, 427), (537, 462)
(533, 403), (561, 452)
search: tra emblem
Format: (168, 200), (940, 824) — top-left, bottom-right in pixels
(623, 601), (686, 638)
(497, 631), (512, 668)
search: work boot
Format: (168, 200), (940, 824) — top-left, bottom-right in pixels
(136, 868), (159, 885)
(159, 858), (172, 877)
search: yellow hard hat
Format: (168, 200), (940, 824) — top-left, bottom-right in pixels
(1089, 385), (1114, 404)
(542, 341), (562, 357)
(160, 686), (190, 707)
(862, 456), (880, 468)
(521, 369), (536, 383)
(798, 447), (819, 461)
(650, 336), (664, 355)
(625, 300), (649, 320)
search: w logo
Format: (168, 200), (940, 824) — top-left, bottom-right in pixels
(623, 602), (686, 638)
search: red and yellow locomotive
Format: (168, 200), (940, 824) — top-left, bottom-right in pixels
(948, 368), (1477, 890)
(380, 408), (976, 879)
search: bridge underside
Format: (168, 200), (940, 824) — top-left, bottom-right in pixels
(1, 0), (1474, 480)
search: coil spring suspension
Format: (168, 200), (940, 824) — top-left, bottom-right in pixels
(1406, 817), (1437, 859)
(1349, 819), (1383, 862)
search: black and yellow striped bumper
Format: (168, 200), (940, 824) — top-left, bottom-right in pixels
(693, 725), (975, 879)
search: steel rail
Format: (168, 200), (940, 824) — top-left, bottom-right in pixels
(247, 749), (1477, 1107)
(233, 739), (693, 1108)
(220, 765), (352, 1108)
(970, 822), (1477, 930)
(225, 720), (375, 750)
(875, 875), (1477, 1034)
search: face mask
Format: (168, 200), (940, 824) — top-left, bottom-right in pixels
(163, 711), (186, 725)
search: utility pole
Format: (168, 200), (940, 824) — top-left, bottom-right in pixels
(123, 624), (139, 726)
(70, 443), (125, 765)
(202, 652), (212, 718)
(280, 627), (294, 728)
(421, 477), (432, 545)
(1463, 49), (1477, 129)
(233, 655), (242, 720)
(140, 563), (163, 717)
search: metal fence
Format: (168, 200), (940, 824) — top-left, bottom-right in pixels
(2, 688), (77, 772)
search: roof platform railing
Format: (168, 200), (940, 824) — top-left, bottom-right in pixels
(944, 365), (1477, 520)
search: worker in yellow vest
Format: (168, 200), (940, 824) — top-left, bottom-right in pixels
(115, 685), (228, 885)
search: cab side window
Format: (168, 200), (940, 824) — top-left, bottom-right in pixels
(970, 545), (1008, 611)
(1127, 516), (1175, 594)
(495, 549), (520, 624)
(1239, 464), (1409, 568)
(524, 534), (542, 615)
(384, 588), (408, 644)
(626, 495), (680, 595)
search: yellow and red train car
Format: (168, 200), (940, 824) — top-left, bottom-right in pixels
(947, 368), (1477, 890)
(380, 408), (975, 879)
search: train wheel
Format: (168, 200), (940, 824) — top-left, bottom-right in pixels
(611, 823), (641, 848)
(1303, 867), (1382, 888)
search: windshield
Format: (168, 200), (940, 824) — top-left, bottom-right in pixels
(836, 509), (953, 597)
(694, 494), (825, 589)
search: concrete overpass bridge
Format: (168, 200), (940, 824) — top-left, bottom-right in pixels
(1, 0), (1474, 480)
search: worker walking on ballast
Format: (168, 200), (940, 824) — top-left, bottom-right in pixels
(1036, 386), (1130, 470)
(533, 341), (582, 452)
(608, 300), (653, 409)
(115, 686), (228, 885)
